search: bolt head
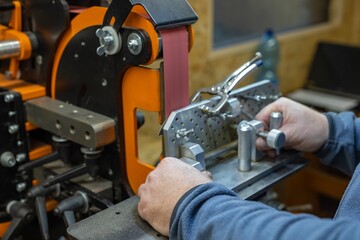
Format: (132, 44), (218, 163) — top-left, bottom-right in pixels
(4, 94), (14, 103)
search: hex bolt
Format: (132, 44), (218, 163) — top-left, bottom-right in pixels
(8, 124), (19, 134)
(1, 151), (16, 167)
(127, 33), (142, 55)
(4, 94), (14, 103)
(16, 153), (27, 163)
(16, 182), (26, 192)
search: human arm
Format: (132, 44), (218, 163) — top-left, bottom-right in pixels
(256, 97), (360, 175)
(170, 182), (360, 240)
(138, 157), (360, 240)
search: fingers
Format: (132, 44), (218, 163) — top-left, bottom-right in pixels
(202, 171), (213, 179)
(256, 102), (281, 124)
(256, 137), (269, 151)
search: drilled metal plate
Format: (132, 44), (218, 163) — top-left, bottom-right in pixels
(163, 80), (279, 158)
(25, 97), (116, 149)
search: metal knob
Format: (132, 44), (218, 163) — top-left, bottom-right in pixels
(237, 124), (252, 171)
(1, 151), (16, 167)
(270, 112), (283, 130)
(265, 129), (286, 149)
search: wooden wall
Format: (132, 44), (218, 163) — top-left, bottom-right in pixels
(188, 0), (360, 95)
(138, 0), (360, 164)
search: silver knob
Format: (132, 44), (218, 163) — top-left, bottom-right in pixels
(1, 151), (16, 167)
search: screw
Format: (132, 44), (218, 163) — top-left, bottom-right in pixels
(36, 55), (43, 65)
(16, 153), (27, 163)
(16, 182), (26, 192)
(101, 79), (108, 87)
(176, 128), (194, 142)
(4, 94), (14, 103)
(8, 124), (19, 134)
(127, 33), (142, 55)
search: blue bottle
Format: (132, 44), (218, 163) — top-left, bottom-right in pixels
(255, 29), (280, 89)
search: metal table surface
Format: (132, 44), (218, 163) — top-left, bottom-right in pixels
(67, 152), (307, 240)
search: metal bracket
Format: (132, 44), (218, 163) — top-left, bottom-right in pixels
(25, 97), (116, 149)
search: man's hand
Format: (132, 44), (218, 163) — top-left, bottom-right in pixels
(137, 157), (212, 236)
(256, 97), (329, 154)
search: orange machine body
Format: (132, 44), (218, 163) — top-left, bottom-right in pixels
(50, 6), (194, 193)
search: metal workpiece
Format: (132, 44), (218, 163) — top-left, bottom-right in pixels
(163, 80), (278, 159)
(270, 112), (283, 130)
(180, 142), (205, 170)
(25, 97), (116, 149)
(0, 40), (21, 59)
(237, 124), (252, 171)
(96, 26), (122, 56)
(243, 120), (265, 162)
(127, 32), (143, 55)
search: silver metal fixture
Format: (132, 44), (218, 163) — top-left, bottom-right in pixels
(127, 33), (142, 55)
(1, 151), (16, 167)
(96, 26), (122, 56)
(237, 124), (252, 171)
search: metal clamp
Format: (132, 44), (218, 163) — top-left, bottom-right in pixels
(191, 53), (263, 115)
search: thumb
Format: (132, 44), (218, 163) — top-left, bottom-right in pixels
(256, 137), (270, 151)
(202, 171), (213, 180)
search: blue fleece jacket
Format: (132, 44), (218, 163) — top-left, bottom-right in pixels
(170, 112), (360, 239)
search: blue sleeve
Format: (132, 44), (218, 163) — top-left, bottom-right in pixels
(315, 112), (360, 175)
(170, 182), (360, 240)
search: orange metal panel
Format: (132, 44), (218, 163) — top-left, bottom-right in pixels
(0, 222), (11, 238)
(0, 74), (45, 101)
(122, 66), (160, 193)
(29, 141), (53, 161)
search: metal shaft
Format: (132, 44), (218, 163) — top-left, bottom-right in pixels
(237, 123), (252, 172)
(270, 112), (283, 130)
(270, 112), (283, 155)
(0, 40), (21, 59)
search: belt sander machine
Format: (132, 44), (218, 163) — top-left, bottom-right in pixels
(0, 0), (306, 239)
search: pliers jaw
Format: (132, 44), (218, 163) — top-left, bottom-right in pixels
(191, 52), (263, 115)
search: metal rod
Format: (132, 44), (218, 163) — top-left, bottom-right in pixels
(237, 123), (252, 171)
(0, 40), (21, 59)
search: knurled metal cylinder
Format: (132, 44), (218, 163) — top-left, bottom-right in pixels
(237, 124), (252, 172)
(266, 129), (286, 149)
(0, 40), (21, 59)
(270, 112), (283, 130)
